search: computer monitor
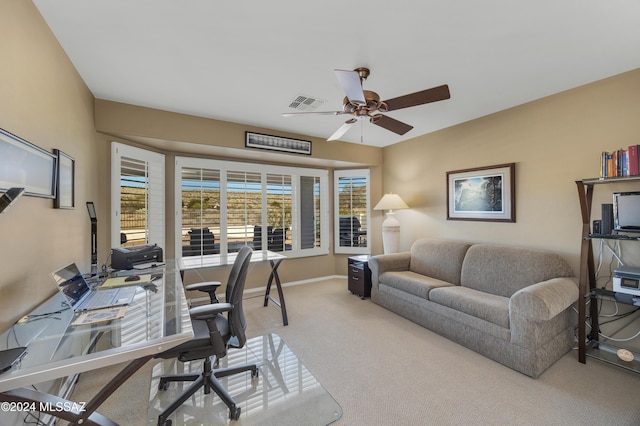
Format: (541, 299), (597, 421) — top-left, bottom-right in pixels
(613, 192), (640, 233)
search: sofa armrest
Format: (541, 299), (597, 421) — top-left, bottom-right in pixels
(510, 277), (578, 321)
(368, 252), (411, 287)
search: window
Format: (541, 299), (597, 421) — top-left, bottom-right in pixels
(265, 173), (292, 252)
(111, 143), (165, 250)
(179, 167), (220, 256)
(334, 169), (370, 254)
(226, 170), (263, 251)
(175, 157), (328, 262)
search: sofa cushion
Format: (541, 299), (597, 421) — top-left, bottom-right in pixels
(409, 239), (472, 285)
(429, 286), (510, 328)
(460, 244), (574, 298)
(379, 271), (455, 299)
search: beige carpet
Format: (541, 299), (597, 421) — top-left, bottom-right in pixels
(68, 278), (640, 425)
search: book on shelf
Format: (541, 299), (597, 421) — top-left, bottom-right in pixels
(601, 145), (640, 178)
(630, 145), (639, 176)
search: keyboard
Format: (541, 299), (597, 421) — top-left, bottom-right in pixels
(82, 290), (117, 310)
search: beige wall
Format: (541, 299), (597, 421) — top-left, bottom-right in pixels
(382, 68), (640, 274)
(0, 1), (97, 329)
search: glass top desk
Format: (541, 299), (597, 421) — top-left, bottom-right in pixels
(178, 250), (289, 326)
(0, 261), (193, 425)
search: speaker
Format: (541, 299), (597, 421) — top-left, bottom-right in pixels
(592, 220), (601, 234)
(601, 203), (614, 235)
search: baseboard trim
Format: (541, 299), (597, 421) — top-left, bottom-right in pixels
(244, 275), (346, 295)
(189, 275), (347, 303)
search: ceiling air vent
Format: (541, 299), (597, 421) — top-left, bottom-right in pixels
(288, 94), (325, 112)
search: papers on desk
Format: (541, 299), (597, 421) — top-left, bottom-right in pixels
(71, 306), (127, 326)
(101, 274), (152, 288)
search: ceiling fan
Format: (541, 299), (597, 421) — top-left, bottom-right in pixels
(283, 67), (450, 141)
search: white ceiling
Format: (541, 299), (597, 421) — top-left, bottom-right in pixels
(33, 1), (640, 148)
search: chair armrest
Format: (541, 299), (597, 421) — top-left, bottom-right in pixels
(510, 277), (578, 321)
(186, 281), (222, 292)
(189, 303), (232, 321)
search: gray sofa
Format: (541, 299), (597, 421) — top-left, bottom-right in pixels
(368, 238), (578, 378)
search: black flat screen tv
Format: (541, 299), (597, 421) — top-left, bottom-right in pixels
(613, 191), (640, 233)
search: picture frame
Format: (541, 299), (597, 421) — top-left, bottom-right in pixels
(446, 163), (515, 222)
(245, 131), (312, 155)
(0, 128), (56, 198)
(54, 149), (75, 209)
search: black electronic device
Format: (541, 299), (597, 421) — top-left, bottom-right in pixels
(592, 220), (601, 234)
(0, 347), (27, 374)
(111, 244), (163, 270)
(125, 275), (141, 282)
(613, 265), (640, 296)
(0, 188), (25, 214)
(601, 203), (614, 235)
(613, 192), (640, 233)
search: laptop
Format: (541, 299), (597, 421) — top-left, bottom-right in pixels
(51, 263), (137, 311)
(0, 347), (27, 374)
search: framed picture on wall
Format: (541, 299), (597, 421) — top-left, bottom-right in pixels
(0, 128), (56, 198)
(446, 163), (515, 222)
(54, 149), (75, 209)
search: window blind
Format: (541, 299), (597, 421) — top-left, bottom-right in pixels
(175, 157), (328, 260)
(334, 170), (370, 254)
(266, 174), (292, 252)
(180, 167), (220, 257)
(227, 171), (262, 251)
(111, 143), (165, 251)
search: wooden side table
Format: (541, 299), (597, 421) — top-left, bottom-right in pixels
(348, 255), (372, 299)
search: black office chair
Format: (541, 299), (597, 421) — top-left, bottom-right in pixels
(188, 227), (218, 255)
(269, 228), (286, 251)
(184, 243), (255, 305)
(155, 246), (258, 424)
(339, 216), (364, 247)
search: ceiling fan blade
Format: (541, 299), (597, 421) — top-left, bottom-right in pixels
(334, 69), (365, 104)
(282, 111), (347, 117)
(382, 84), (450, 112)
(370, 114), (413, 135)
(327, 118), (357, 141)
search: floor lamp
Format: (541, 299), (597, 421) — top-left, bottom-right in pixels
(374, 193), (408, 254)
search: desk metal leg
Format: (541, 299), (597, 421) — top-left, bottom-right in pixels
(0, 355), (153, 426)
(263, 259), (288, 326)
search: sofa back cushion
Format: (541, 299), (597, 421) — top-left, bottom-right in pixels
(460, 244), (574, 298)
(409, 239), (472, 285)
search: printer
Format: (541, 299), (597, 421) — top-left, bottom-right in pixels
(111, 244), (163, 270)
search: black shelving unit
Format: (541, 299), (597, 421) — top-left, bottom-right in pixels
(575, 176), (640, 370)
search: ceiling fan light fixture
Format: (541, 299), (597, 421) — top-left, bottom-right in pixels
(282, 67), (450, 142)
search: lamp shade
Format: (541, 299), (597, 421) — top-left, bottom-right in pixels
(374, 193), (408, 211)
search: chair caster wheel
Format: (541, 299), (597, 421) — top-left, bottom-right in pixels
(158, 380), (170, 391)
(251, 368), (259, 379)
(229, 407), (241, 420)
